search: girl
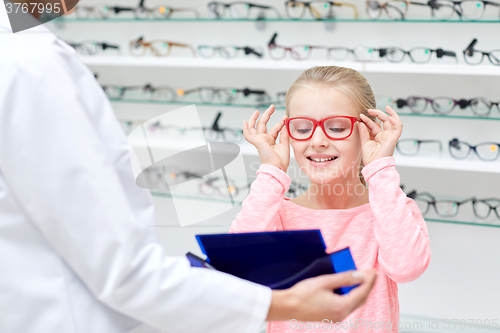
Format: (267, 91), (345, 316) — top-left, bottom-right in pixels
(229, 66), (431, 333)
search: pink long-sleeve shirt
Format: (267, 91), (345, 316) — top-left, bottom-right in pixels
(229, 156), (431, 333)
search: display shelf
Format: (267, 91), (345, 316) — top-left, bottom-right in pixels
(150, 192), (500, 228)
(393, 155), (500, 173)
(395, 112), (500, 121)
(83, 57), (500, 76)
(127, 135), (500, 173)
(110, 98), (500, 121)
(54, 17), (500, 23)
(424, 218), (500, 228)
(109, 98), (277, 109)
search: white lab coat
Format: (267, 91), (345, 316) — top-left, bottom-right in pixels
(0, 8), (271, 333)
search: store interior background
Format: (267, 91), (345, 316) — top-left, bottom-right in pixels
(43, 0), (500, 331)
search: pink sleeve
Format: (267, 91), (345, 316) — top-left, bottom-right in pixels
(229, 163), (291, 234)
(362, 156), (431, 283)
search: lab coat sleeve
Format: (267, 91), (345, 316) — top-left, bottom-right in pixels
(0, 49), (271, 333)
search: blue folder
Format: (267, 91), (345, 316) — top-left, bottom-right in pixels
(186, 230), (359, 295)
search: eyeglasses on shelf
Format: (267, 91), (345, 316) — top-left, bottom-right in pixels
(463, 38), (500, 66)
(276, 91), (287, 105)
(366, 0), (500, 20)
(326, 46), (360, 61)
(268, 33), (328, 60)
(385, 95), (500, 117)
(199, 176), (242, 197)
(74, 0), (199, 19)
(395, 96), (471, 114)
(67, 40), (120, 55)
(449, 138), (500, 161)
(285, 116), (359, 141)
(197, 45), (264, 58)
(102, 83), (177, 101)
(469, 97), (500, 116)
(148, 122), (188, 136)
(414, 0), (500, 20)
(405, 189), (500, 221)
(396, 139), (443, 155)
(284, 0), (358, 19)
(147, 112), (243, 143)
(142, 166), (205, 187)
(207, 1), (282, 19)
(366, 0), (411, 20)
(472, 198), (500, 220)
(200, 112), (244, 142)
(406, 190), (475, 218)
(133, 4), (200, 19)
(373, 46), (457, 63)
(129, 36), (196, 57)
(177, 86), (271, 105)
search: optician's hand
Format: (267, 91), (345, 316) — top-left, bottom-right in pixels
(243, 105), (290, 173)
(267, 269), (377, 322)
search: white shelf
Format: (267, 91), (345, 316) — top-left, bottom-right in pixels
(394, 155), (500, 173)
(127, 135), (499, 173)
(82, 57), (500, 76)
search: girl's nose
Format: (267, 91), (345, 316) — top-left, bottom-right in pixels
(309, 126), (329, 148)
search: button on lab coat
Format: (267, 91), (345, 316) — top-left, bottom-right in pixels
(0, 9), (271, 333)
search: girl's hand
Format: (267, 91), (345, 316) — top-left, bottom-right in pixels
(358, 105), (403, 166)
(243, 105), (290, 172)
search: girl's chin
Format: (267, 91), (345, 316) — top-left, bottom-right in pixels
(305, 168), (340, 184)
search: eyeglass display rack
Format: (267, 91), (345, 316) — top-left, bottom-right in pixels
(50, 0), (500, 328)
(55, 17), (500, 23)
(48, 2), (500, 225)
(81, 57), (500, 76)
(109, 98), (500, 121)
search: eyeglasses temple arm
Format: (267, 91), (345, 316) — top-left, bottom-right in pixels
(406, 190), (418, 199)
(464, 38), (478, 57)
(242, 88), (268, 96)
(438, 48), (458, 63)
(244, 46), (263, 57)
(437, 140), (443, 151)
(268, 32), (278, 47)
(305, 4), (322, 19)
(113, 6), (134, 13)
(180, 88), (199, 95)
(211, 111), (223, 131)
(170, 42), (197, 56)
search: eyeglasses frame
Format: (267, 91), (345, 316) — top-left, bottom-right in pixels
(449, 138), (500, 161)
(285, 116), (359, 141)
(284, 0), (359, 20)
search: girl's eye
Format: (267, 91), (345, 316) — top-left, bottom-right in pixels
(329, 127), (346, 133)
(297, 129), (311, 134)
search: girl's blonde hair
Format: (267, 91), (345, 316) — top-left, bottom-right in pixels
(285, 66), (377, 186)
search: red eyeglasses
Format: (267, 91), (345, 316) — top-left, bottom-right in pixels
(284, 116), (359, 141)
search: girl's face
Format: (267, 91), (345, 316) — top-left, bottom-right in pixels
(287, 86), (363, 185)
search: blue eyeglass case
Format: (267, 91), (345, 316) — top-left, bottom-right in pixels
(186, 229), (359, 295)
